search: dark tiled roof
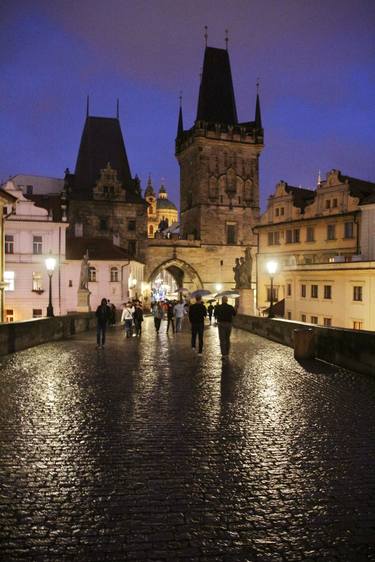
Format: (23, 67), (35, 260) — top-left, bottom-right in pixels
(341, 174), (375, 204)
(0, 188), (17, 203)
(29, 194), (63, 221)
(66, 237), (132, 260)
(73, 116), (133, 195)
(285, 184), (316, 211)
(196, 47), (238, 125)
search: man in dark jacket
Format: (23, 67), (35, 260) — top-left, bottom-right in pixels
(215, 296), (236, 359)
(95, 298), (112, 348)
(188, 295), (207, 354)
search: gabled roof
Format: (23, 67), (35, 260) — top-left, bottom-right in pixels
(66, 237), (132, 261)
(196, 47), (238, 125)
(29, 194), (64, 222)
(285, 184), (316, 211)
(341, 173), (375, 204)
(73, 116), (132, 194)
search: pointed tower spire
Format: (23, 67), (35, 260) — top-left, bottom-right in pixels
(204, 25), (208, 47)
(225, 29), (229, 51)
(116, 98), (120, 119)
(86, 95), (90, 118)
(255, 79), (262, 129)
(177, 92), (184, 138)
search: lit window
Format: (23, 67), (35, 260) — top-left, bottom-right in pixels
(311, 285), (318, 298)
(4, 271), (14, 291)
(33, 235), (43, 254)
(324, 285), (332, 299)
(353, 321), (363, 330)
(310, 316), (318, 324)
(5, 235), (14, 254)
(5, 309), (14, 322)
(32, 272), (43, 292)
(33, 309), (43, 318)
(353, 286), (362, 302)
(88, 267), (97, 282)
(110, 267), (119, 282)
(301, 314), (306, 322)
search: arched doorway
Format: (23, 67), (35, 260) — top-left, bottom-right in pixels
(148, 258), (203, 301)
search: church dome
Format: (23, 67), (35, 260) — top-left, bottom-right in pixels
(156, 198), (177, 210)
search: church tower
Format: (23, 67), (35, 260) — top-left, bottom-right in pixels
(176, 45), (264, 246)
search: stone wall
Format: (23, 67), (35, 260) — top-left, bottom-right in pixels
(234, 314), (375, 376)
(0, 313), (96, 356)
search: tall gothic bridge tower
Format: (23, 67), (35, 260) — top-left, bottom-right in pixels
(176, 45), (263, 246)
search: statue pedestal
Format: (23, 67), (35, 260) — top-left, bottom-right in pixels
(237, 288), (254, 316)
(77, 289), (91, 312)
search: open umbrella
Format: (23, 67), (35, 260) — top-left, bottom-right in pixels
(190, 289), (213, 298)
(215, 290), (240, 298)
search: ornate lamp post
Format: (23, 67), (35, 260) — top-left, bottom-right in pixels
(45, 254), (56, 317)
(266, 260), (278, 318)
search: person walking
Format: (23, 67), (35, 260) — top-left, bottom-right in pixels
(152, 301), (164, 333)
(166, 300), (175, 334)
(121, 302), (134, 338)
(133, 302), (144, 336)
(207, 303), (214, 324)
(215, 295), (236, 359)
(173, 299), (185, 332)
(95, 298), (112, 348)
(188, 295), (207, 354)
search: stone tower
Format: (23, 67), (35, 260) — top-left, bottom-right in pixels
(175, 45), (264, 246)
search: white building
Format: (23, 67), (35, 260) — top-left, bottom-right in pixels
(3, 180), (68, 321)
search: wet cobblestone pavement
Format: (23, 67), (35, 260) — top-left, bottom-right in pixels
(1, 318), (375, 562)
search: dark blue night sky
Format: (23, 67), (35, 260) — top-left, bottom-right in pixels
(1, 0), (374, 210)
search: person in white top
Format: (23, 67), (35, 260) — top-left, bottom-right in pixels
(121, 302), (135, 338)
(173, 300), (186, 332)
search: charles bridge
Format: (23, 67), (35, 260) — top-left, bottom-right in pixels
(1, 318), (375, 561)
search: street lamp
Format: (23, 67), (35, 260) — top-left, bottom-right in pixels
(45, 253), (56, 317)
(266, 260), (278, 318)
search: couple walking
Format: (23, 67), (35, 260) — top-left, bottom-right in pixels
(189, 295), (236, 358)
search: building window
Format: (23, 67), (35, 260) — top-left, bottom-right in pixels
(266, 286), (278, 302)
(287, 311), (292, 320)
(128, 240), (136, 256)
(227, 224), (236, 244)
(99, 218), (108, 231)
(110, 267), (119, 282)
(310, 316), (318, 324)
(301, 284), (306, 298)
(5, 309), (14, 323)
(353, 321), (363, 330)
(301, 314), (306, 322)
(26, 185), (33, 195)
(287, 283), (292, 296)
(88, 267), (97, 282)
(293, 229), (300, 243)
(306, 226), (315, 242)
(275, 208), (279, 217)
(268, 231), (280, 246)
(32, 309), (43, 318)
(286, 229), (292, 243)
(311, 285), (318, 298)
(344, 221), (354, 239)
(68, 280), (73, 287)
(332, 198), (338, 208)
(128, 220), (136, 231)
(325, 199), (331, 209)
(286, 229), (299, 243)
(280, 207), (284, 216)
(5, 234), (14, 254)
(353, 286), (363, 301)
(33, 235), (43, 254)
(149, 225), (154, 236)
(323, 318), (332, 327)
(32, 272), (43, 292)
(324, 285), (332, 299)
(4, 271), (14, 291)
(327, 224), (336, 240)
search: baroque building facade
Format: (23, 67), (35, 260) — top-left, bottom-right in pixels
(144, 177), (178, 238)
(255, 169), (375, 329)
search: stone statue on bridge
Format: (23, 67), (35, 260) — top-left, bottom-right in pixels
(79, 252), (90, 290)
(233, 248), (252, 289)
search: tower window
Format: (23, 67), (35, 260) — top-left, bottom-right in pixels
(99, 218), (108, 231)
(226, 224), (236, 244)
(128, 220), (136, 231)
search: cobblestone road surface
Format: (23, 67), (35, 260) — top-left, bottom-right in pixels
(1, 318), (375, 561)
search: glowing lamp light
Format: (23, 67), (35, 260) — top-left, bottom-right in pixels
(215, 283), (223, 292)
(266, 260), (278, 276)
(45, 253), (56, 317)
(45, 256), (56, 273)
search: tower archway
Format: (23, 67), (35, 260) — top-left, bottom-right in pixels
(148, 258), (203, 301)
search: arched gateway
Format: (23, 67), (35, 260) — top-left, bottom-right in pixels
(147, 258), (203, 300)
